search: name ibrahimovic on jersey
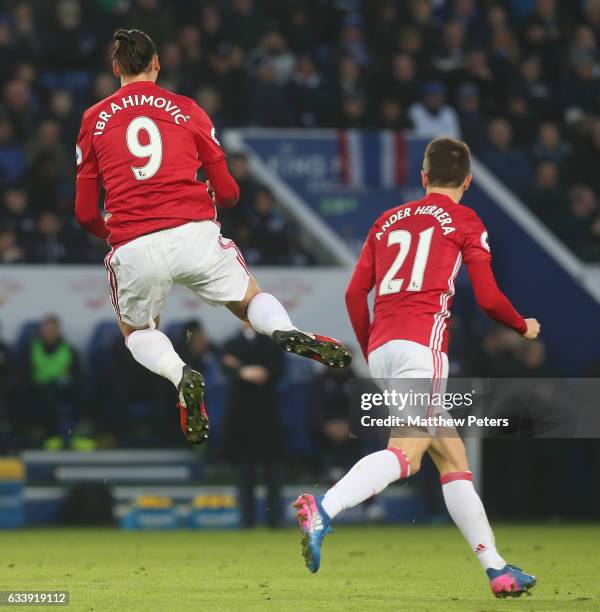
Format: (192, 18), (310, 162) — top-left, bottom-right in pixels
(93, 93), (190, 135)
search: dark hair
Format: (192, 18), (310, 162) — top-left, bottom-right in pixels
(113, 29), (157, 76)
(423, 137), (471, 187)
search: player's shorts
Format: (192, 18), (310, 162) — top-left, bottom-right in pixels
(104, 220), (250, 328)
(368, 339), (449, 425)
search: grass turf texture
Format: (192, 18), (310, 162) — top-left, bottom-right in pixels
(0, 526), (598, 611)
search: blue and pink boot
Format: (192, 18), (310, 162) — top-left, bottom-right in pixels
(293, 493), (333, 573)
(486, 565), (537, 597)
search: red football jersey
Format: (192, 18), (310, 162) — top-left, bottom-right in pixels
(356, 192), (492, 354)
(75, 81), (225, 247)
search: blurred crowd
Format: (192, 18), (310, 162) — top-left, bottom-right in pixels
(0, 0), (598, 262)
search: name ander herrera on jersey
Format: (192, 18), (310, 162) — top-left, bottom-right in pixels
(92, 92), (190, 135)
(375, 204), (456, 241)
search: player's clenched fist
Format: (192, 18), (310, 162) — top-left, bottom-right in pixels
(522, 318), (541, 340)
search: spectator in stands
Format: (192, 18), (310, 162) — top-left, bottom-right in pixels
(27, 211), (67, 263)
(480, 118), (532, 196)
(463, 48), (498, 107)
(221, 322), (286, 528)
(247, 187), (289, 264)
(1, 186), (35, 245)
(456, 83), (487, 153)
(246, 57), (293, 127)
(525, 161), (565, 229)
(175, 320), (219, 375)
(562, 51), (600, 115)
(0, 227), (25, 262)
(339, 92), (369, 128)
(0, 323), (14, 451)
(531, 122), (570, 165)
(247, 30), (295, 86)
(365, 0), (400, 62)
(378, 97), (412, 130)
(0, 116), (26, 188)
(381, 53), (419, 108)
(310, 366), (361, 480)
(432, 20), (467, 82)
(567, 119), (600, 195)
(404, 0), (438, 58)
(48, 89), (78, 145)
(511, 54), (555, 120)
(472, 326), (524, 378)
(289, 55), (332, 128)
(24, 315), (81, 448)
(519, 339), (552, 377)
(337, 54), (368, 108)
(408, 81), (461, 139)
(557, 185), (600, 260)
(3, 79), (35, 140)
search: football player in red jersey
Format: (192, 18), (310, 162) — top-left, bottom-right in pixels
(75, 29), (351, 447)
(294, 138), (540, 597)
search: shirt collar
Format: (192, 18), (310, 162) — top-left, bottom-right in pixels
(424, 192), (459, 206)
(119, 80), (156, 91)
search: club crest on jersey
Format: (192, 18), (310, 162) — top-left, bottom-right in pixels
(75, 145), (82, 166)
(480, 231), (490, 252)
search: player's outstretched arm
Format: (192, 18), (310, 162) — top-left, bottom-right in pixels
(466, 260), (540, 340)
(345, 232), (376, 358)
(75, 176), (109, 240)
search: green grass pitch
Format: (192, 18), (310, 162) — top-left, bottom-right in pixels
(0, 525), (598, 611)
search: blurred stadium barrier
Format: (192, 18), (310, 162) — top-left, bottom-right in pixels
(0, 266), (357, 356)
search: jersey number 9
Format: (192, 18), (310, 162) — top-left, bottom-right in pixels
(126, 116), (163, 181)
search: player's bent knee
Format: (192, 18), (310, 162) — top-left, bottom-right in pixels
(387, 433), (432, 477)
(244, 275), (261, 300)
(119, 320), (151, 342)
(387, 444), (422, 477)
(226, 275), (261, 321)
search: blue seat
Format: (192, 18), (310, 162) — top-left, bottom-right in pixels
(14, 321), (39, 354)
(278, 355), (315, 455)
(164, 321), (188, 344)
(88, 320), (122, 373)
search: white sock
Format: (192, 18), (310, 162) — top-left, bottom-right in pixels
(126, 328), (185, 388)
(247, 292), (296, 336)
(441, 472), (506, 571)
(321, 448), (410, 519)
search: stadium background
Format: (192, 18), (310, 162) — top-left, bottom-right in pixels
(0, 0), (599, 535)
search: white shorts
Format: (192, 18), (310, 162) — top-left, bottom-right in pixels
(368, 339), (449, 420)
(368, 339), (448, 384)
(104, 221), (250, 328)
